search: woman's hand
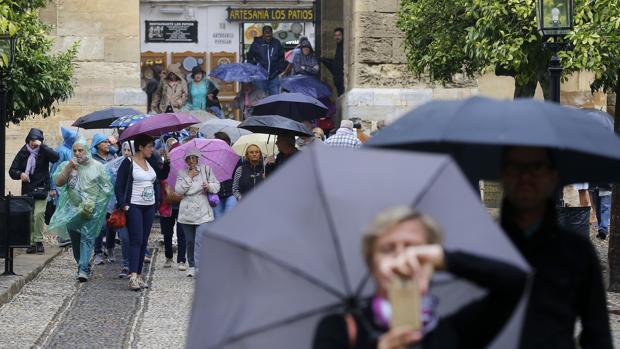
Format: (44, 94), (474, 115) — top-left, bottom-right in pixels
(377, 326), (422, 349)
(188, 168), (199, 178)
(202, 182), (209, 193)
(379, 245), (444, 295)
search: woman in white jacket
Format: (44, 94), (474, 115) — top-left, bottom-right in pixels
(175, 149), (220, 277)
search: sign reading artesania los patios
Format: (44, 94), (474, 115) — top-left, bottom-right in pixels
(226, 8), (314, 22)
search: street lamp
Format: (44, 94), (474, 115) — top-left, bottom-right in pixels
(536, 0), (574, 103)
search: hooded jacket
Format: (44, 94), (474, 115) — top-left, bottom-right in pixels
(9, 128), (60, 196)
(247, 37), (286, 80)
(151, 66), (189, 113)
(91, 133), (116, 164)
(293, 42), (320, 76)
(50, 127), (77, 192)
(174, 153), (220, 225)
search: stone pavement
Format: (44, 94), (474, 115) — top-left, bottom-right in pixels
(0, 243), (195, 349)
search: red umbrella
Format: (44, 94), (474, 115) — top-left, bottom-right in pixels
(119, 112), (201, 141)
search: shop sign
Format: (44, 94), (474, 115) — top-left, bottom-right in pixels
(226, 8), (314, 22)
(145, 21), (198, 43)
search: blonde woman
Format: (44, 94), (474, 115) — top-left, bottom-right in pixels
(312, 206), (526, 349)
(232, 144), (265, 201)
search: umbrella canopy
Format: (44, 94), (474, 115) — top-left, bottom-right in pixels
(119, 112), (201, 141)
(366, 96), (620, 184)
(584, 108), (614, 132)
(239, 115), (313, 137)
(168, 139), (240, 186)
(281, 75), (333, 99)
(209, 63), (268, 83)
(199, 119), (251, 144)
(232, 133), (279, 157)
(73, 107), (141, 129)
(186, 110), (218, 123)
(252, 93), (328, 122)
(110, 113), (152, 129)
(188, 145), (530, 349)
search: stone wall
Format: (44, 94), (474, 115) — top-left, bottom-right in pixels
(340, 0), (608, 128)
(3, 0), (144, 195)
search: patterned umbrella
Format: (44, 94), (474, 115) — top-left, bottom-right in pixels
(110, 114), (152, 128)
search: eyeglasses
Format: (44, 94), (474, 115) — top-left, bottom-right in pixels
(502, 161), (553, 176)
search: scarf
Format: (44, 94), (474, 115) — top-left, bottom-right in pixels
(25, 144), (40, 175)
(372, 294), (439, 335)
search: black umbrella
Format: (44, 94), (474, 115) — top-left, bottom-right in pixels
(187, 145), (530, 349)
(252, 93), (328, 122)
(366, 97), (620, 184)
(239, 115), (313, 137)
(72, 107), (141, 129)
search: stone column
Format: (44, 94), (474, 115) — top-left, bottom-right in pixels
(5, 0), (144, 194)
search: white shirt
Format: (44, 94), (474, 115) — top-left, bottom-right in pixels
(130, 161), (156, 205)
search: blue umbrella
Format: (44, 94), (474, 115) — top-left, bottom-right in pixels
(209, 63), (268, 83)
(110, 113), (152, 128)
(584, 108), (614, 132)
(281, 75), (333, 99)
(366, 97), (620, 185)
(72, 107), (141, 129)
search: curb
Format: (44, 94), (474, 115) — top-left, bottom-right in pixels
(0, 247), (65, 307)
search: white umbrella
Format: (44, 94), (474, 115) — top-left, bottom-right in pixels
(199, 119), (251, 144)
(232, 133), (279, 157)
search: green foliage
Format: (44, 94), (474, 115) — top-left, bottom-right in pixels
(0, 0), (78, 124)
(397, 0), (620, 94)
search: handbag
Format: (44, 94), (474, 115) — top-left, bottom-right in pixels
(108, 160), (132, 229)
(202, 165), (220, 207)
(44, 199), (56, 225)
(30, 187), (49, 200)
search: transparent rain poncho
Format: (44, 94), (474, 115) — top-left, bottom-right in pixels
(48, 138), (114, 240)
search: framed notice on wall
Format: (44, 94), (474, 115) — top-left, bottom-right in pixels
(145, 21), (198, 43)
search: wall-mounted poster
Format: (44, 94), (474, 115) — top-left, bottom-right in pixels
(145, 21), (198, 43)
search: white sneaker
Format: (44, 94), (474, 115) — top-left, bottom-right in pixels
(163, 258), (172, 268)
(178, 262), (188, 271)
(187, 267), (195, 277)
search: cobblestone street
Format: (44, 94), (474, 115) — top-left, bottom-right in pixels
(0, 240), (194, 349)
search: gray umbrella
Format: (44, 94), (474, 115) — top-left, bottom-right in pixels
(366, 97), (620, 185)
(187, 144), (530, 349)
(239, 115), (313, 137)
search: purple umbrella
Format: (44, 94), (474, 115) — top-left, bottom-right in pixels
(168, 139), (240, 186)
(209, 63), (268, 83)
(281, 75), (333, 99)
(119, 112), (201, 141)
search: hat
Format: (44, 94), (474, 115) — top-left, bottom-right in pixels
(340, 120), (354, 130)
(184, 148), (201, 160)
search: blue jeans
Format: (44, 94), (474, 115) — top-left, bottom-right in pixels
(180, 223), (207, 268)
(591, 190), (611, 233)
(212, 196), (237, 220)
(117, 227), (130, 269)
(69, 230), (94, 275)
(127, 204), (155, 274)
(256, 77), (281, 96)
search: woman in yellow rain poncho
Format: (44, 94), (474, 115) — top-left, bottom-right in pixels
(48, 137), (113, 282)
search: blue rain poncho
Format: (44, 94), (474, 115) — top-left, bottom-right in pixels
(48, 138), (113, 240)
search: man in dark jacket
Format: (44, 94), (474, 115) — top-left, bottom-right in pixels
(265, 135), (298, 175)
(247, 25), (285, 96)
(500, 146), (612, 348)
(321, 27), (344, 96)
(9, 128), (60, 254)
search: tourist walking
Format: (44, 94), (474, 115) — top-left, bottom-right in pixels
(175, 148), (220, 277)
(9, 128), (60, 254)
(49, 137), (113, 282)
(91, 133), (117, 265)
(50, 127), (77, 247)
(324, 120), (362, 149)
(212, 132), (238, 218)
(232, 144), (265, 201)
(115, 135), (159, 291)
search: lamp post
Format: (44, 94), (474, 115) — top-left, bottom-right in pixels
(0, 34), (16, 196)
(536, 0), (574, 103)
